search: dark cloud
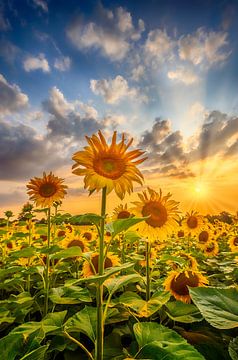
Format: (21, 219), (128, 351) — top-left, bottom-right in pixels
(0, 120), (65, 180)
(0, 190), (26, 206)
(0, 74), (28, 115)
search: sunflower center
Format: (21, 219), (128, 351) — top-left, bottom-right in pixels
(187, 216), (198, 229)
(206, 243), (215, 252)
(171, 271), (199, 296)
(68, 239), (85, 251)
(198, 231), (209, 243)
(57, 230), (66, 237)
(91, 255), (113, 273)
(178, 230), (184, 238)
(39, 182), (57, 198)
(83, 232), (92, 241)
(117, 210), (131, 219)
(142, 201), (168, 228)
(93, 155), (126, 180)
(234, 237), (238, 246)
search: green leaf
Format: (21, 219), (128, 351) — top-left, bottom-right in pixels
(51, 246), (82, 260)
(189, 287), (238, 329)
(49, 286), (92, 304)
(19, 345), (49, 360)
(104, 273), (142, 295)
(64, 306), (96, 341)
(10, 247), (35, 259)
(229, 337), (238, 360)
(119, 291), (170, 317)
(106, 217), (146, 238)
(134, 322), (205, 359)
(0, 333), (23, 360)
(165, 301), (203, 323)
(69, 213), (102, 226)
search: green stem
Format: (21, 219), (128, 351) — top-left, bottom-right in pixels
(43, 207), (51, 317)
(96, 187), (107, 360)
(146, 241), (151, 302)
(27, 220), (32, 294)
(64, 330), (95, 360)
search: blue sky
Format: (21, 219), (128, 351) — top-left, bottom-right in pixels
(1, 0), (238, 215)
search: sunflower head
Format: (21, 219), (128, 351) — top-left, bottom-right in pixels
(27, 172), (67, 207)
(182, 211), (204, 234)
(164, 269), (208, 303)
(203, 241), (219, 257)
(132, 187), (179, 241)
(228, 235), (238, 252)
(72, 131), (147, 199)
(82, 252), (120, 277)
(112, 204), (134, 220)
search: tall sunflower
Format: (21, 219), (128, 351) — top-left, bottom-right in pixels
(27, 172), (67, 207)
(72, 131), (146, 199)
(182, 211), (204, 235)
(164, 269), (208, 303)
(132, 188), (179, 241)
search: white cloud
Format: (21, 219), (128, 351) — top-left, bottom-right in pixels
(90, 75), (147, 104)
(44, 87), (75, 118)
(131, 65), (145, 81)
(78, 102), (98, 119)
(23, 53), (50, 73)
(0, 74), (28, 116)
(66, 5), (144, 61)
(178, 28), (230, 66)
(32, 0), (48, 13)
(54, 56), (71, 71)
(144, 29), (175, 64)
(167, 67), (199, 85)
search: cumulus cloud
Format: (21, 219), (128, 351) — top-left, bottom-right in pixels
(167, 67), (199, 85)
(90, 75), (147, 104)
(43, 87), (102, 140)
(23, 53), (50, 73)
(0, 74), (28, 116)
(66, 4), (144, 61)
(178, 28), (230, 67)
(54, 56), (71, 71)
(144, 29), (174, 65)
(0, 119), (65, 180)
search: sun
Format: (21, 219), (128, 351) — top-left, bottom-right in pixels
(193, 182), (209, 198)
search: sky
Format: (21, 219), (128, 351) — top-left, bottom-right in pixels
(1, 0), (238, 217)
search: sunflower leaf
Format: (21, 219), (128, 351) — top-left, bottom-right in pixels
(165, 301), (204, 323)
(107, 217), (147, 238)
(189, 286), (238, 329)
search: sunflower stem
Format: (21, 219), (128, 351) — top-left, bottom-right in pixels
(96, 186), (107, 360)
(146, 240), (151, 302)
(43, 207), (51, 318)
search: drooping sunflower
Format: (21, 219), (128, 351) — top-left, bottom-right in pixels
(182, 211), (204, 235)
(228, 235), (238, 252)
(167, 252), (198, 271)
(132, 188), (180, 241)
(72, 131), (147, 200)
(27, 172), (67, 207)
(164, 269), (208, 303)
(82, 252), (120, 277)
(203, 241), (219, 257)
(112, 204), (134, 220)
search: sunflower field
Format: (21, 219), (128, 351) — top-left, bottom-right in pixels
(1, 131), (238, 360)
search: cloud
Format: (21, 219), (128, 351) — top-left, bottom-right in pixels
(0, 39), (20, 63)
(131, 65), (145, 82)
(167, 67), (199, 85)
(0, 74), (28, 116)
(32, 0), (48, 13)
(23, 53), (50, 73)
(178, 28), (230, 67)
(54, 56), (71, 71)
(43, 87), (103, 140)
(0, 191), (26, 207)
(144, 29), (174, 65)
(90, 75), (147, 104)
(0, 119), (65, 180)
(66, 4), (144, 61)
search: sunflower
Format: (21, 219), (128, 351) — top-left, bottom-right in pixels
(197, 228), (212, 248)
(164, 269), (208, 303)
(112, 204), (134, 220)
(78, 226), (98, 242)
(182, 211), (204, 235)
(203, 241), (219, 257)
(132, 188), (179, 241)
(72, 131), (146, 200)
(228, 235), (238, 252)
(27, 172), (67, 207)
(167, 252), (198, 271)
(61, 236), (89, 254)
(82, 252), (120, 277)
